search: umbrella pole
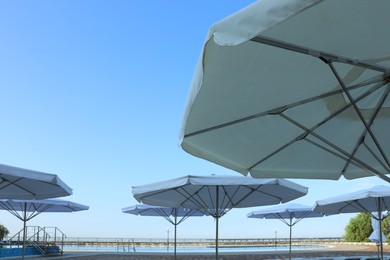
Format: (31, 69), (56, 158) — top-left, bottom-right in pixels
(216, 185), (219, 260)
(22, 205), (27, 260)
(378, 200), (384, 260)
(289, 218), (292, 260)
(174, 215), (177, 260)
(216, 216), (219, 260)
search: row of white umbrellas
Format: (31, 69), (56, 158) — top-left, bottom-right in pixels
(124, 175), (390, 260)
(0, 163), (89, 259)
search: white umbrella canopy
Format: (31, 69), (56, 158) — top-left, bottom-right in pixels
(0, 199), (89, 259)
(132, 175), (308, 259)
(180, 0), (390, 182)
(122, 204), (208, 259)
(314, 185), (390, 260)
(0, 163), (73, 199)
(247, 203), (323, 259)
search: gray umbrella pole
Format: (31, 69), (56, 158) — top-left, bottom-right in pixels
(174, 215), (177, 260)
(289, 218), (292, 260)
(216, 216), (219, 259)
(378, 200), (384, 260)
(22, 205), (27, 260)
(216, 185), (219, 260)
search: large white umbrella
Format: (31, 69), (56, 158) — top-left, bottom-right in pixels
(0, 163), (73, 199)
(132, 175), (308, 259)
(0, 199), (89, 259)
(369, 213), (387, 259)
(314, 185), (390, 260)
(122, 204), (208, 259)
(247, 203), (323, 259)
(180, 0), (390, 182)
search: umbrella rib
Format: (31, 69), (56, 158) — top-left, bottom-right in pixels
(326, 61), (390, 170)
(274, 213), (290, 226)
(154, 208), (174, 225)
(248, 76), (390, 179)
(184, 76), (381, 139)
(178, 186), (212, 214)
(250, 35), (389, 73)
(281, 114), (390, 182)
(227, 185), (255, 209)
(176, 209), (199, 225)
(0, 177), (37, 197)
(0, 201), (24, 221)
(249, 97), (390, 181)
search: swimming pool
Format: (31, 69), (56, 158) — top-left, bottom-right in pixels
(63, 244), (328, 253)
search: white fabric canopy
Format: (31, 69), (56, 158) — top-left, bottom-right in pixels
(180, 0), (390, 182)
(0, 163), (73, 199)
(132, 175), (308, 210)
(122, 204), (207, 259)
(132, 175), (308, 259)
(248, 203), (323, 259)
(0, 199), (88, 259)
(314, 185), (390, 260)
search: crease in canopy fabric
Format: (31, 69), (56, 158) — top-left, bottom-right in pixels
(0, 163), (73, 199)
(247, 203), (323, 260)
(132, 175), (308, 260)
(180, 0), (390, 182)
(0, 199), (89, 259)
(314, 185), (390, 260)
(122, 204), (208, 259)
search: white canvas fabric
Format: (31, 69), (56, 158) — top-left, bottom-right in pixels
(0, 199), (89, 217)
(314, 185), (390, 215)
(248, 202), (323, 259)
(314, 185), (390, 259)
(247, 203), (322, 220)
(132, 175), (307, 259)
(122, 204), (207, 259)
(0, 163), (73, 199)
(122, 204), (206, 217)
(0, 198), (88, 259)
(180, 0), (390, 182)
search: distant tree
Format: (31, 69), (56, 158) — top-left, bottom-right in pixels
(0, 224), (9, 241)
(344, 213), (372, 242)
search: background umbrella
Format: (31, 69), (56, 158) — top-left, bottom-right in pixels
(0, 163), (72, 199)
(180, 0), (390, 182)
(314, 185), (390, 260)
(369, 212), (387, 259)
(0, 199), (89, 259)
(247, 203), (324, 260)
(132, 175), (308, 259)
(122, 204), (208, 259)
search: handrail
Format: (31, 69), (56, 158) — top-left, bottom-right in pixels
(5, 226), (66, 256)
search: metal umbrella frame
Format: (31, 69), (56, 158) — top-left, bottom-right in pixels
(180, 0), (390, 182)
(0, 199), (89, 259)
(122, 204), (208, 259)
(132, 175), (308, 259)
(0, 163), (73, 199)
(247, 203), (324, 260)
(314, 185), (390, 260)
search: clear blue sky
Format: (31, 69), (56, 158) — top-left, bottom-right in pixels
(0, 0), (387, 240)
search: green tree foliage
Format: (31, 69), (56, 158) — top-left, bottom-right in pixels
(381, 215), (390, 239)
(0, 224), (9, 241)
(344, 213), (372, 242)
